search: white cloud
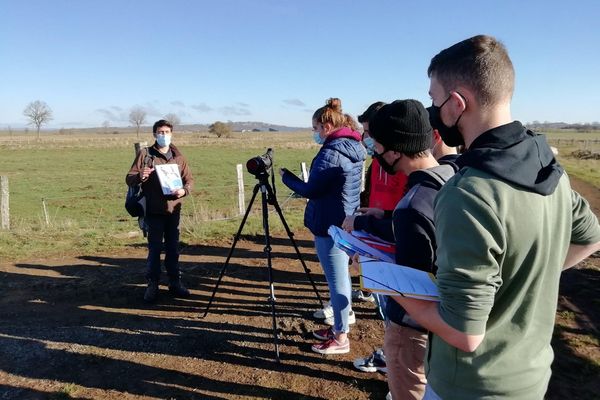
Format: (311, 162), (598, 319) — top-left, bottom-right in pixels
(191, 103), (213, 112)
(283, 98), (305, 107)
(219, 105), (251, 116)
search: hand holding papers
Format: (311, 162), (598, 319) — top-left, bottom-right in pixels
(357, 255), (439, 301)
(154, 164), (183, 195)
(328, 225), (395, 263)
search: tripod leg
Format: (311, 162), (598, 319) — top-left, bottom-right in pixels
(200, 184), (260, 318)
(269, 194), (324, 308)
(260, 187), (280, 362)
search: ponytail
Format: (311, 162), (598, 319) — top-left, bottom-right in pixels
(312, 97), (347, 129)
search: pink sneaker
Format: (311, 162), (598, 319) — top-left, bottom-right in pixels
(311, 337), (350, 354)
(313, 327), (334, 341)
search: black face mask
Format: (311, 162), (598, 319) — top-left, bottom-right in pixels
(374, 151), (399, 175)
(429, 96), (465, 147)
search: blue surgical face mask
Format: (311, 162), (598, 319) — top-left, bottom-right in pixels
(363, 137), (376, 156)
(156, 134), (171, 148)
(313, 131), (325, 145)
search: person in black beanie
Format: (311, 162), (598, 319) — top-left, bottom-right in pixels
(346, 99), (457, 400)
(369, 99), (433, 157)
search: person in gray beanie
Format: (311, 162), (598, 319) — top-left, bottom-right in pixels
(344, 99), (457, 400)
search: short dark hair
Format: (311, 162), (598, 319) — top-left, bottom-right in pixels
(428, 35), (515, 108)
(358, 101), (386, 123)
(153, 119), (173, 134)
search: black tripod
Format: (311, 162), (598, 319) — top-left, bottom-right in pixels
(201, 172), (324, 362)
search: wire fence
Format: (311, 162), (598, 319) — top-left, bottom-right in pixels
(36, 183), (305, 226)
(0, 174), (308, 234)
(548, 138), (600, 154)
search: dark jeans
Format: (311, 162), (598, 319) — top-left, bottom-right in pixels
(145, 212), (181, 281)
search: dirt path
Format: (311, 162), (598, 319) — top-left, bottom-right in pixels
(0, 233), (390, 399)
(571, 176), (600, 215)
(0, 177), (598, 399)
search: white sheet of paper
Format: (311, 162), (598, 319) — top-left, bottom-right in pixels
(358, 255), (439, 301)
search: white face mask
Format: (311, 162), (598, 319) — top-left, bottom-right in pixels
(313, 131), (325, 145)
(156, 134), (171, 148)
(363, 137), (376, 155)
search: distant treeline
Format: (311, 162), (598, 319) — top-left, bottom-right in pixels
(526, 122), (600, 132)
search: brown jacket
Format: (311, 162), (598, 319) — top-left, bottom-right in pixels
(126, 143), (194, 215)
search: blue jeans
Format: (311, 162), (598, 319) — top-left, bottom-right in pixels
(314, 235), (352, 334)
(423, 384), (442, 400)
(145, 212), (181, 281)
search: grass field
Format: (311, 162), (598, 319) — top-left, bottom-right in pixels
(544, 131), (600, 184)
(0, 131), (318, 260)
(0, 129), (598, 261)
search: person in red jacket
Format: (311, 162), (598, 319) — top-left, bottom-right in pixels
(359, 102), (408, 212)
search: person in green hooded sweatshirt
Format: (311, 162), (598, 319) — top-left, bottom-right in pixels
(391, 35), (600, 400)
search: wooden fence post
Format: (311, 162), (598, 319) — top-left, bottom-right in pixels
(361, 160), (367, 192)
(134, 141), (148, 156)
(300, 162), (309, 203)
(0, 176), (9, 230)
(42, 198), (50, 226)
(300, 162), (309, 183)
(236, 164), (245, 215)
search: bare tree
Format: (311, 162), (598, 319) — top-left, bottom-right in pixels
(129, 107), (147, 138)
(164, 113), (181, 127)
(102, 120), (110, 133)
(23, 100), (53, 140)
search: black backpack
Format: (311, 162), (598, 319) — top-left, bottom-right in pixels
(125, 148), (153, 217)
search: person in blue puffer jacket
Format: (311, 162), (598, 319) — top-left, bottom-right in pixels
(279, 97), (366, 355)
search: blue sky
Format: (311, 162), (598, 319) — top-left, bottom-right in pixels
(1, 0), (599, 129)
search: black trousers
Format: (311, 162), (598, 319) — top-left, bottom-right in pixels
(145, 212), (181, 281)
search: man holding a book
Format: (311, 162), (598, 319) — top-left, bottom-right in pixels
(126, 119), (194, 303)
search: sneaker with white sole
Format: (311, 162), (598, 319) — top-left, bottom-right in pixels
(352, 348), (387, 373)
(311, 337), (350, 354)
(352, 289), (375, 303)
(313, 302), (333, 319)
(323, 310), (356, 326)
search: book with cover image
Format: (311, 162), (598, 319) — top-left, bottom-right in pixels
(154, 164), (183, 195)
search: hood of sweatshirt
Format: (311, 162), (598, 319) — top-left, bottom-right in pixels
(323, 127), (366, 163)
(456, 121), (563, 195)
